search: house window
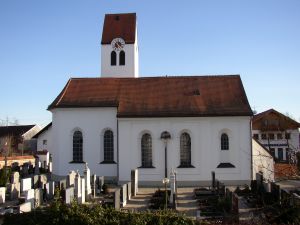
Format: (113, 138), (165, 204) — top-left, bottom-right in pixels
(119, 50), (125, 65)
(261, 133), (267, 140)
(277, 133), (282, 140)
(103, 130), (114, 162)
(43, 140), (47, 145)
(221, 133), (229, 150)
(180, 132), (192, 167)
(285, 133), (291, 140)
(73, 131), (83, 162)
(141, 133), (152, 168)
(268, 133), (275, 140)
(278, 148), (283, 161)
(111, 51), (116, 66)
(253, 134), (259, 140)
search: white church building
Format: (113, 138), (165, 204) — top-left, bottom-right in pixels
(46, 13), (253, 186)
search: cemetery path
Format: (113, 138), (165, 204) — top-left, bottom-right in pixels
(176, 187), (198, 218)
(123, 188), (154, 211)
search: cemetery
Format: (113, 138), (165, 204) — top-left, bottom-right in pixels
(0, 154), (299, 225)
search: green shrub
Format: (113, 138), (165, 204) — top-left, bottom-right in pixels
(3, 201), (194, 225)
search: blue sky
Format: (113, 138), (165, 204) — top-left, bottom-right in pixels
(0, 0), (300, 126)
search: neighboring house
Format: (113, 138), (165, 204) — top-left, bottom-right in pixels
(252, 138), (274, 182)
(47, 13), (253, 186)
(32, 122), (52, 152)
(252, 109), (300, 164)
(0, 125), (41, 155)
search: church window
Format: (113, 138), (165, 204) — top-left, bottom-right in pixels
(221, 133), (229, 150)
(73, 131), (83, 162)
(119, 50), (125, 65)
(103, 130), (114, 162)
(111, 51), (116, 66)
(180, 132), (192, 167)
(141, 133), (152, 168)
(285, 133), (291, 140)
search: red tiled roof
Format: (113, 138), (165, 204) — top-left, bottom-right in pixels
(0, 125), (35, 138)
(101, 13), (136, 44)
(48, 75), (252, 117)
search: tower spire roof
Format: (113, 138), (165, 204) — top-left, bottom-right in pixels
(101, 13), (136, 44)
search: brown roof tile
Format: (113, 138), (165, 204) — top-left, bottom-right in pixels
(101, 13), (136, 44)
(48, 75), (253, 117)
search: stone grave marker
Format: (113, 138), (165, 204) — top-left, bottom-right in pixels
(33, 175), (39, 188)
(79, 178), (85, 204)
(25, 189), (35, 208)
(84, 163), (91, 199)
(98, 176), (104, 193)
(19, 202), (31, 213)
(46, 181), (55, 200)
(114, 188), (120, 210)
(65, 187), (74, 204)
(22, 163), (29, 177)
(127, 182), (131, 200)
(131, 169), (138, 197)
(39, 174), (48, 188)
(74, 172), (81, 200)
(57, 179), (67, 190)
(21, 178), (32, 192)
(8, 182), (20, 200)
(0, 187), (6, 204)
(120, 184), (127, 207)
(10, 171), (20, 184)
(34, 157), (40, 175)
(67, 170), (77, 187)
(170, 170), (176, 205)
(92, 174), (96, 198)
(34, 188), (43, 208)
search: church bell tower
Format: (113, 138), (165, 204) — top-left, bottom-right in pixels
(101, 13), (139, 78)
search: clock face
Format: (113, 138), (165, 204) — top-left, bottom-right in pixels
(111, 38), (125, 51)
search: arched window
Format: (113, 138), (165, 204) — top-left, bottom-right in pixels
(180, 132), (191, 167)
(73, 131), (83, 162)
(221, 133), (229, 150)
(111, 51), (116, 66)
(141, 133), (152, 167)
(104, 130), (114, 162)
(119, 50), (125, 65)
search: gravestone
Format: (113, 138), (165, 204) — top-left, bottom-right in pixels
(10, 171), (20, 184)
(84, 163), (91, 199)
(8, 182), (20, 200)
(19, 202), (31, 213)
(34, 188), (43, 208)
(21, 178), (32, 192)
(39, 174), (48, 188)
(92, 174), (97, 198)
(25, 189), (35, 208)
(22, 163), (29, 176)
(34, 157), (40, 175)
(33, 175), (39, 188)
(46, 181), (55, 199)
(48, 162), (53, 173)
(98, 176), (104, 193)
(57, 179), (67, 190)
(67, 170), (77, 187)
(271, 182), (281, 202)
(114, 188), (120, 210)
(65, 187), (74, 204)
(80, 178), (85, 204)
(74, 172), (81, 200)
(131, 169), (138, 197)
(127, 182), (132, 200)
(211, 171), (216, 191)
(0, 187), (6, 204)
(170, 170), (176, 205)
(120, 184), (127, 207)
